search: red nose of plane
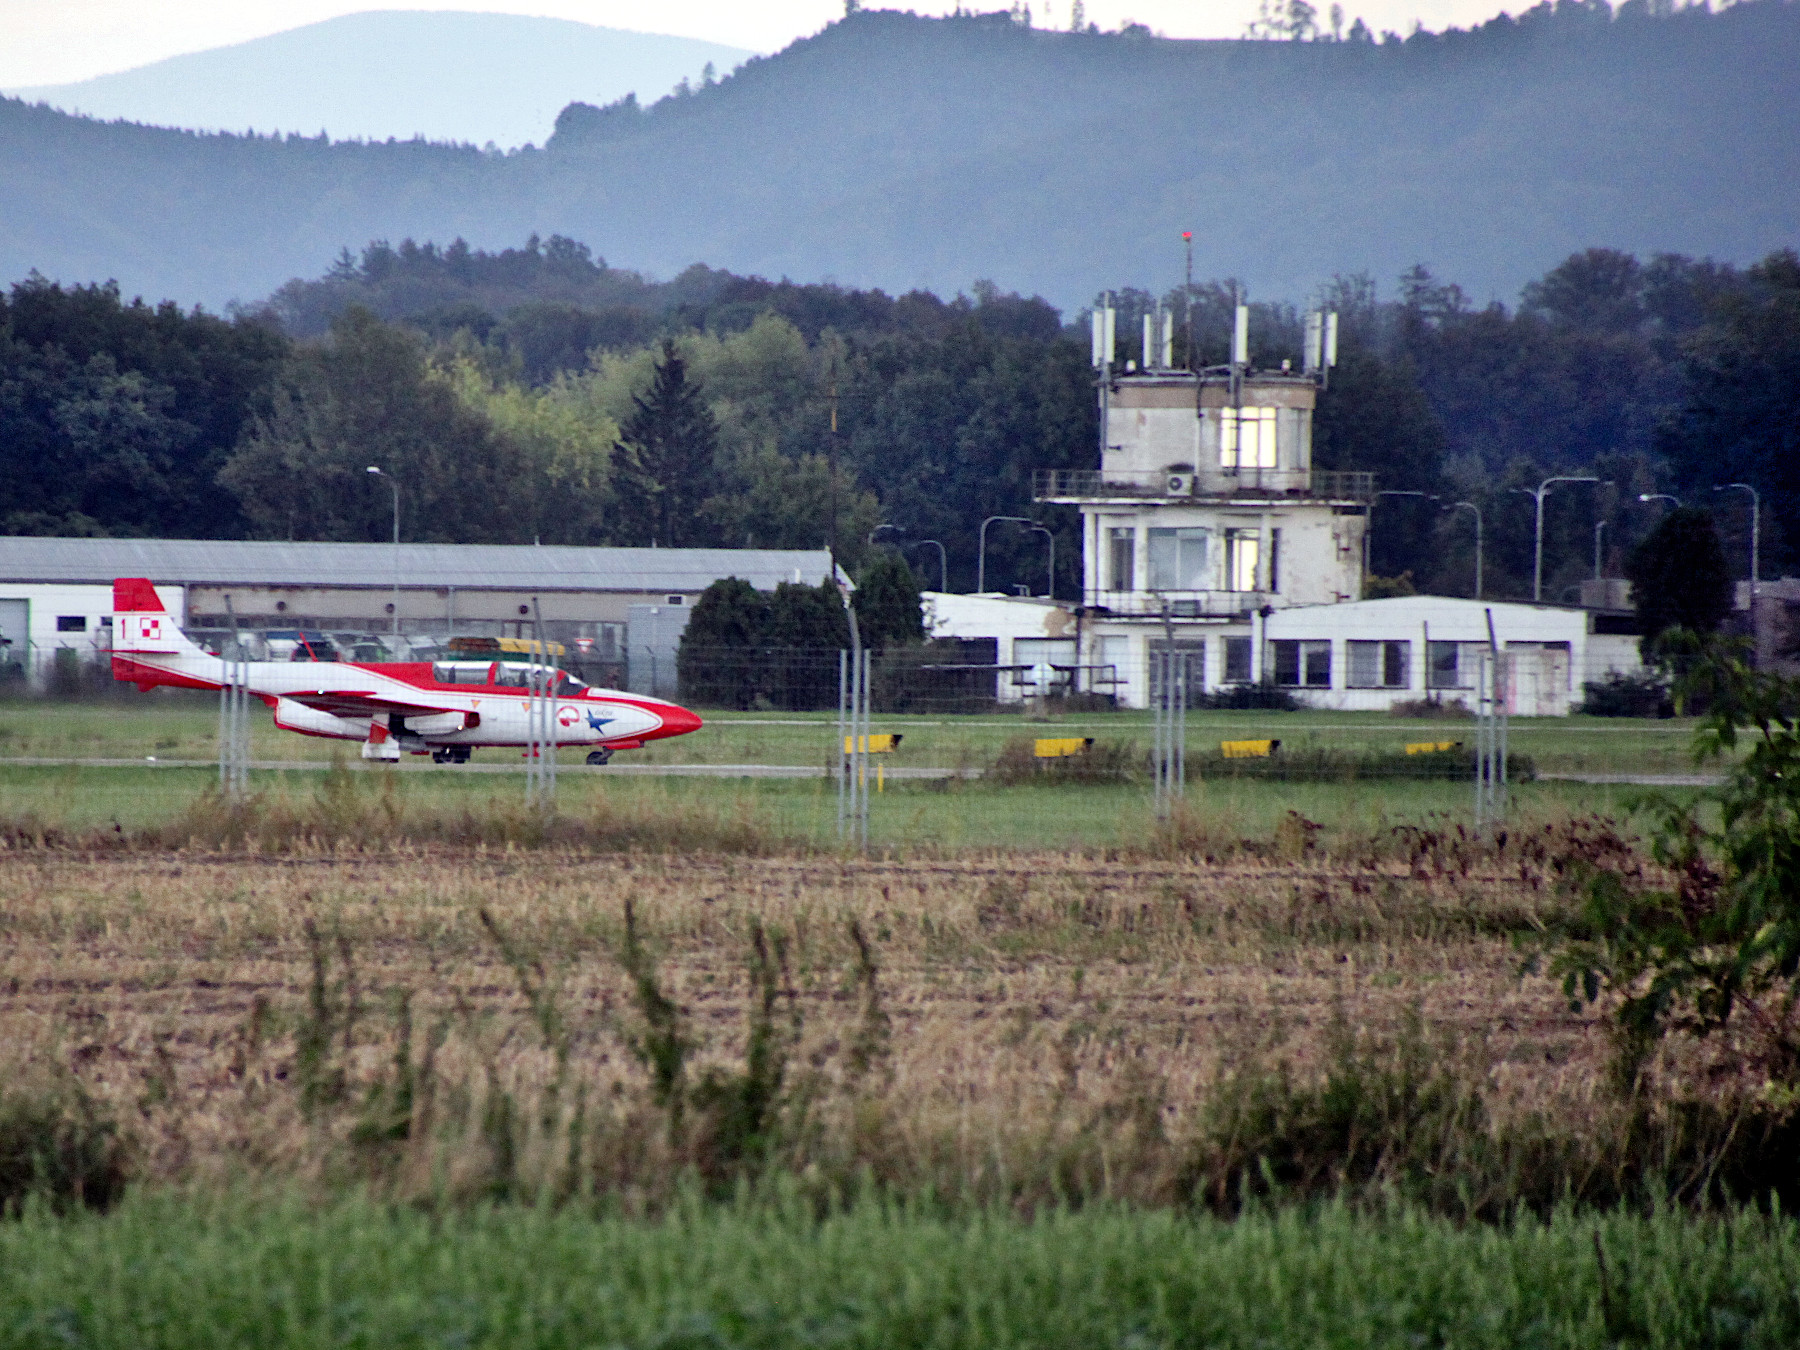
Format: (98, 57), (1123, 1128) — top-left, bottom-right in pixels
(661, 704), (704, 738)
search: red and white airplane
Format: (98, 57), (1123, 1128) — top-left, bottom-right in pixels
(108, 578), (703, 764)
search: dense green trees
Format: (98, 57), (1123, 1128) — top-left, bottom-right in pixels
(0, 277), (287, 536)
(5, 239), (1791, 617)
(1626, 508), (1734, 658)
(220, 309), (544, 543)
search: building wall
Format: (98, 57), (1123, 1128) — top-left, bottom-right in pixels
(0, 581), (185, 669)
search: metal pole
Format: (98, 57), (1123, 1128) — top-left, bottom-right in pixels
(1028, 524), (1054, 599)
(837, 649), (848, 841)
(534, 598), (555, 807)
(1715, 483), (1761, 649)
(1446, 501), (1483, 600)
(1593, 519), (1606, 580)
(978, 516), (1032, 595)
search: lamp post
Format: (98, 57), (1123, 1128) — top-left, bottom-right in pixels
(1362, 490), (1431, 589)
(1026, 524), (1055, 598)
(1508, 475), (1601, 603)
(1638, 493), (1679, 509)
(907, 540), (949, 593)
(1593, 519), (1607, 580)
(1444, 500), (1484, 599)
(978, 515), (1034, 595)
(1713, 482), (1761, 638)
(366, 466), (400, 640)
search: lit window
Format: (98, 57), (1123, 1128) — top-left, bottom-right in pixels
(1220, 406), (1278, 470)
(1348, 640), (1410, 689)
(1224, 530), (1260, 592)
(1147, 527), (1208, 590)
(1107, 527), (1135, 591)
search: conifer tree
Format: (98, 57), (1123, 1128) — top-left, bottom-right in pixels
(610, 339), (720, 547)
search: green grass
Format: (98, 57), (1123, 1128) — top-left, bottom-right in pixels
(0, 695), (1713, 776)
(0, 760), (1675, 851)
(1, 1192), (1796, 1348)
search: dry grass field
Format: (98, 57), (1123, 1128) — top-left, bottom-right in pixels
(1, 824), (1650, 1214)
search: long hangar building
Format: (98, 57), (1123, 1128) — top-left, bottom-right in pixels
(0, 537), (836, 696)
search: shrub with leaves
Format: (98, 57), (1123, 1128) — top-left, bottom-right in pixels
(1545, 636), (1800, 1086)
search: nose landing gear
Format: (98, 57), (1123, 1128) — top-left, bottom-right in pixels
(585, 749), (613, 766)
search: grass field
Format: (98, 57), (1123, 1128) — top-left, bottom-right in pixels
(3, 1194), (1796, 1349)
(0, 693), (1712, 776)
(1, 695), (1785, 1343)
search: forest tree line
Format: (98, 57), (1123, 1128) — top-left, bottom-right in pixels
(1, 238), (1795, 605)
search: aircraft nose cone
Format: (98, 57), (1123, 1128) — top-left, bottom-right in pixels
(665, 704), (704, 736)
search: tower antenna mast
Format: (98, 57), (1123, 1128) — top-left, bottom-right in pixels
(1182, 231), (1194, 371)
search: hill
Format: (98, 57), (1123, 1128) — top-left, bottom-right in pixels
(1, 11), (751, 152)
(1, 3), (1795, 312)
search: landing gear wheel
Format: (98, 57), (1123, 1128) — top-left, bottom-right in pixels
(586, 749), (613, 766)
(432, 747), (472, 765)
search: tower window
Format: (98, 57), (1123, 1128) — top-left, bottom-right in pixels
(1220, 407), (1278, 470)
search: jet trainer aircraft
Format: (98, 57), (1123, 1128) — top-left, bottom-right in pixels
(109, 578), (702, 764)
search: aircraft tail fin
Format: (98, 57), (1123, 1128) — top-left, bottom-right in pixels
(112, 578), (196, 655)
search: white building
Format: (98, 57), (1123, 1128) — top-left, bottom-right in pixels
(0, 536), (834, 691)
(921, 591), (1078, 703)
(1037, 323), (1642, 714)
(1262, 595), (1644, 716)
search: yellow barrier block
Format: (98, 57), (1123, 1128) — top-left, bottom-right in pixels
(843, 733), (902, 754)
(1404, 740), (1464, 755)
(1221, 739), (1280, 759)
(1034, 737), (1095, 758)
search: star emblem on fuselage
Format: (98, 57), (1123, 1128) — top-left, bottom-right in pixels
(585, 712), (614, 732)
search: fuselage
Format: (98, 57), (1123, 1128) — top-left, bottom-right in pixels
(111, 649), (703, 755)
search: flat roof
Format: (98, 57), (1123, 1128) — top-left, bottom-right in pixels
(0, 537), (835, 593)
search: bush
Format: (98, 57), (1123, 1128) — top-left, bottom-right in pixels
(0, 1079), (130, 1215)
(987, 737), (1138, 784)
(1190, 684), (1302, 711)
(1577, 671), (1673, 718)
(1389, 696), (1474, 719)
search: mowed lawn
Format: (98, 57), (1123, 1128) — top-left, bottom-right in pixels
(0, 693), (1709, 775)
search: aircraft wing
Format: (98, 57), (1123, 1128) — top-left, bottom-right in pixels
(283, 690), (463, 720)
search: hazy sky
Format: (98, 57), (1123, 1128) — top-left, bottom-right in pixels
(2, 1), (1530, 87)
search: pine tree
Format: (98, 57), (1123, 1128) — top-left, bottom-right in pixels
(853, 551), (925, 649)
(610, 340), (720, 547)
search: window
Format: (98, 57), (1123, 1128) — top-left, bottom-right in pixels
(1097, 635), (1129, 688)
(1348, 640), (1410, 689)
(1223, 636), (1253, 683)
(1272, 639), (1331, 688)
(1013, 638), (1076, 692)
(1107, 527), (1135, 592)
(433, 662), (494, 685)
(1149, 640), (1205, 707)
(56, 616), (86, 632)
(1268, 529), (1280, 593)
(1224, 530), (1260, 592)
(1220, 406), (1278, 470)
(1147, 527), (1208, 590)
(1427, 641), (1469, 689)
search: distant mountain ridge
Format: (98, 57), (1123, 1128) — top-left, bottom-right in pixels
(2, 4), (1795, 313)
(3, 11), (750, 150)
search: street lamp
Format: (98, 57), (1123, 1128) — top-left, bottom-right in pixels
(1508, 475), (1603, 603)
(1025, 523), (1055, 599)
(978, 515), (1035, 595)
(1593, 519), (1607, 580)
(1444, 500), (1484, 599)
(1638, 493), (1679, 509)
(906, 540), (949, 593)
(1362, 490), (1431, 586)
(366, 466), (400, 640)
(1713, 482), (1761, 635)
